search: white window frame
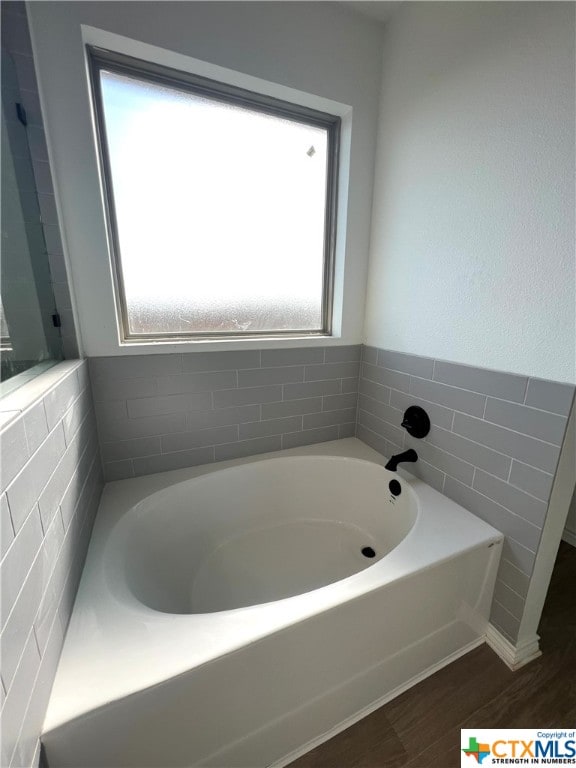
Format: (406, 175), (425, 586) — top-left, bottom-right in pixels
(87, 46), (341, 343)
(28, 16), (360, 356)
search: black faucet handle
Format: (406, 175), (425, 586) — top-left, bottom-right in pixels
(401, 406), (430, 439)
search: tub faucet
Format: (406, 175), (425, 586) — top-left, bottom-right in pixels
(385, 449), (418, 472)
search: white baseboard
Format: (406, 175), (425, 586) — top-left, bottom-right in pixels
(485, 624), (541, 670)
(562, 529), (576, 548)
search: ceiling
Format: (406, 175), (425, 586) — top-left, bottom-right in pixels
(339, 1), (402, 25)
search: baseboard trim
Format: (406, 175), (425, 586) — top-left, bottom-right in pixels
(562, 529), (576, 548)
(269, 637), (485, 768)
(485, 624), (541, 670)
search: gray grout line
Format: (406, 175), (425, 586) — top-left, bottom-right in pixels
(356, 424), (393, 452)
(382, 375), (570, 425)
(447, 408), (561, 448)
(4, 493), (16, 538)
(495, 578), (526, 603)
(491, 596), (522, 624)
(11, 618), (60, 768)
(358, 391), (403, 410)
(2, 541), (44, 632)
(484, 398), (571, 421)
(409, 371), (572, 416)
(506, 461), (513, 483)
(1, 503), (43, 569)
(476, 465), (548, 504)
(522, 377), (530, 404)
(455, 481), (541, 540)
(59, 504), (66, 531)
(5, 626), (38, 700)
(500, 556), (532, 579)
(392, 366), (552, 408)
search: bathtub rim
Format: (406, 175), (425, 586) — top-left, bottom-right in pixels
(43, 437), (504, 736)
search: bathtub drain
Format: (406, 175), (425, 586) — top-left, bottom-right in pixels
(361, 546), (376, 558)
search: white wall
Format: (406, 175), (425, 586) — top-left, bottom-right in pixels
(27, 1), (384, 357)
(365, 2), (575, 383)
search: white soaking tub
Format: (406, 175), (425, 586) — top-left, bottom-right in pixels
(42, 438), (503, 768)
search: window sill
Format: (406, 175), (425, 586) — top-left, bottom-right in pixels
(112, 333), (347, 356)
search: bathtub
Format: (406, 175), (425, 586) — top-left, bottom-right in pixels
(43, 438), (503, 768)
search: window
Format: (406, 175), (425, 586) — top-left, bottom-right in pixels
(87, 47), (340, 342)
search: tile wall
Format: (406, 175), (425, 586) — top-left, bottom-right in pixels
(91, 343), (575, 641)
(0, 362), (103, 767)
(0, 345), (570, 767)
(91, 346), (361, 481)
(1, 3), (77, 358)
(357, 346), (575, 643)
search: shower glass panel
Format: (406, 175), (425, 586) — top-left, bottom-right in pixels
(1, 46), (62, 393)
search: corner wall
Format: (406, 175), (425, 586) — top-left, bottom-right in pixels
(365, 1), (575, 383)
(0, 362), (103, 767)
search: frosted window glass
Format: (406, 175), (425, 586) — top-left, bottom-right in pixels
(98, 70), (331, 337)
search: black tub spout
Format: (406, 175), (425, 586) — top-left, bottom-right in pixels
(385, 449), (418, 472)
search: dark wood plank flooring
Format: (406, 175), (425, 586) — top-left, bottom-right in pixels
(289, 542), (576, 768)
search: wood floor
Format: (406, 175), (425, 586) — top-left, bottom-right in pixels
(289, 541), (576, 768)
